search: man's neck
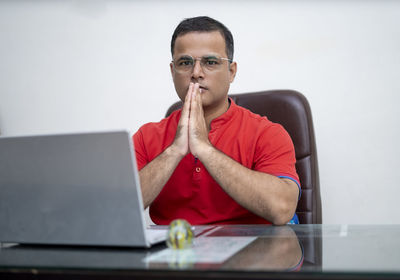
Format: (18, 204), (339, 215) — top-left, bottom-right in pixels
(203, 98), (230, 131)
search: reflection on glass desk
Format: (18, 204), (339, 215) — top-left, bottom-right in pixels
(1, 224), (400, 279)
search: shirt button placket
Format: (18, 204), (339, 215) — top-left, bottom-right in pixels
(193, 157), (202, 182)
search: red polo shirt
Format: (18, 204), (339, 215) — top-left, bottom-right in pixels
(133, 99), (300, 225)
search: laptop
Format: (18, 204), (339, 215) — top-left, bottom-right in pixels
(0, 130), (167, 248)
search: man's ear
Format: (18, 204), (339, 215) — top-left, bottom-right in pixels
(229, 61), (237, 83)
(170, 62), (174, 76)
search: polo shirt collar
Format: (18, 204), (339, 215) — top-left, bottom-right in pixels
(210, 98), (238, 130)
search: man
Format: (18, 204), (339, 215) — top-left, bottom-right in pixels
(133, 16), (300, 225)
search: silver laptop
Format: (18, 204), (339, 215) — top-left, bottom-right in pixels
(0, 130), (166, 247)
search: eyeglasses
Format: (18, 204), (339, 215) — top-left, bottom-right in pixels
(172, 55), (232, 73)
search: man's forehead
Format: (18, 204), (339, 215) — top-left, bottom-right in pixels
(173, 31), (227, 57)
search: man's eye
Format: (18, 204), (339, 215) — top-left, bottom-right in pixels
(205, 59), (219, 65)
(179, 60), (193, 66)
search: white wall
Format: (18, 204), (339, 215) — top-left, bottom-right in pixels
(1, 0), (399, 225)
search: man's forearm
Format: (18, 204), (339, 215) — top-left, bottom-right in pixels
(139, 84), (193, 209)
(197, 145), (299, 225)
(139, 145), (183, 209)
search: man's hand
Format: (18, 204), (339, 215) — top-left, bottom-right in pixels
(188, 83), (212, 158)
(170, 82), (212, 159)
(169, 83), (193, 158)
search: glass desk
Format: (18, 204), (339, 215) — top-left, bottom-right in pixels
(1, 224), (400, 279)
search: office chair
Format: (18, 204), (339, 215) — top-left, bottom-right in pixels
(166, 90), (322, 224)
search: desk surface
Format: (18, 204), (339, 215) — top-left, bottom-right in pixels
(1, 224), (400, 280)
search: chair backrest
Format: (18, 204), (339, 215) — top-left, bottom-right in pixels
(165, 90), (322, 224)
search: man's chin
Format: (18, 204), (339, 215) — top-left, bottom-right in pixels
(200, 96), (222, 110)
(200, 94), (211, 106)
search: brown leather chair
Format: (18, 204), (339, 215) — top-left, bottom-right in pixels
(166, 90), (322, 224)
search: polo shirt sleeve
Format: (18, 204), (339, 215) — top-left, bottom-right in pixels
(132, 129), (149, 171)
(253, 123), (300, 187)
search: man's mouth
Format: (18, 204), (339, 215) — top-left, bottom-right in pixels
(199, 86), (208, 92)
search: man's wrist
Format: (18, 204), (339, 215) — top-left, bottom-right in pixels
(166, 143), (186, 161)
(195, 142), (216, 162)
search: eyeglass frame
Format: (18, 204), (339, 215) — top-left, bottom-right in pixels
(171, 55), (233, 74)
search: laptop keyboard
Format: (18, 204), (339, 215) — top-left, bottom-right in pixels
(146, 229), (168, 245)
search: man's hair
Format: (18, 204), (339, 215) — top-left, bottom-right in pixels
(171, 16), (234, 61)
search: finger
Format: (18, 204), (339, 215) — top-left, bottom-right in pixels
(191, 83), (199, 98)
(196, 86), (203, 111)
(190, 83), (200, 116)
(181, 83), (193, 121)
(192, 84), (204, 118)
(187, 82), (194, 101)
(186, 82), (194, 104)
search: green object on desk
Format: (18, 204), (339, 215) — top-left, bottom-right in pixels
(166, 219), (194, 249)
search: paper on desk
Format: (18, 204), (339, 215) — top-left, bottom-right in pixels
(144, 236), (256, 264)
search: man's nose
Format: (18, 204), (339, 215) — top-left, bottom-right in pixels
(191, 59), (204, 80)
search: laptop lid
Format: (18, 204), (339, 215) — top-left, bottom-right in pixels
(0, 130), (152, 247)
